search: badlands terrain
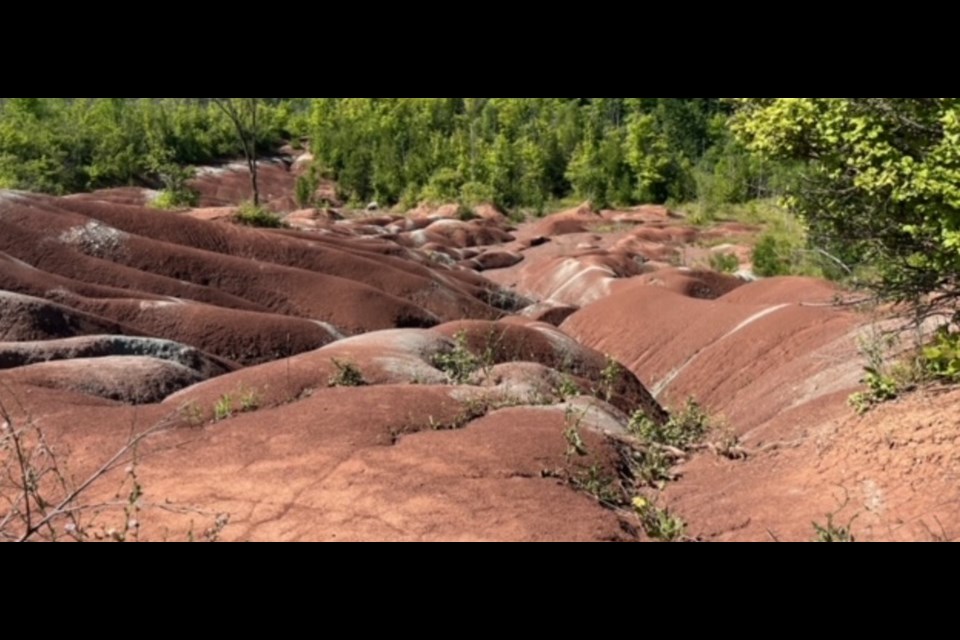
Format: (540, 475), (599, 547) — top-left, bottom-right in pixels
(0, 161), (956, 542)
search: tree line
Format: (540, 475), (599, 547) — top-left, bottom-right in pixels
(1, 97), (958, 320)
(0, 98), (777, 211)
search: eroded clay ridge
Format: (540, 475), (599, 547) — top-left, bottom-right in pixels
(1, 180), (955, 542)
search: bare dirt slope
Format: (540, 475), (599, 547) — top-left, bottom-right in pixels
(1, 180), (956, 542)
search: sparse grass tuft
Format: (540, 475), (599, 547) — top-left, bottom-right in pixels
(213, 395), (233, 423)
(813, 514), (856, 543)
(554, 375), (582, 402)
(572, 465), (622, 507)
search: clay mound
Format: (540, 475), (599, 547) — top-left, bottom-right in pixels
(401, 219), (515, 249)
(530, 203), (600, 237)
(432, 320), (667, 423)
(664, 387), (960, 542)
(283, 208), (341, 230)
(488, 251), (647, 307)
(634, 268), (745, 300)
(562, 280), (863, 435)
(460, 250), (524, 271)
(408, 203), (508, 224)
(63, 296), (340, 365)
(50, 197), (501, 323)
(519, 303), (580, 327)
(0, 195), (450, 334)
(0, 252), (336, 365)
(142, 387), (633, 541)
(1, 356), (204, 404)
(0, 335), (234, 378)
(0, 217), (271, 313)
(166, 322), (664, 427)
(190, 160), (298, 211)
(0, 291), (135, 342)
(600, 205), (675, 224)
(719, 276), (843, 306)
(71, 187), (152, 207)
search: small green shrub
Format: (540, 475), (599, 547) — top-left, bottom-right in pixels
(752, 234), (793, 277)
(149, 162), (199, 210)
(236, 202), (285, 228)
(328, 359), (366, 388)
(922, 329), (960, 383)
(295, 176), (315, 209)
(708, 251), (740, 274)
(633, 497), (687, 542)
(630, 398), (711, 450)
(848, 368), (900, 415)
(432, 331), (483, 384)
(598, 355), (623, 403)
(573, 465), (622, 507)
(630, 446), (675, 489)
(152, 188), (199, 210)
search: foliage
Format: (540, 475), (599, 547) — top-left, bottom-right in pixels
(629, 398), (711, 450)
(328, 359), (367, 388)
(432, 331), (487, 384)
(922, 329), (960, 383)
(235, 201), (284, 228)
(632, 497), (687, 542)
(214, 395), (234, 422)
(708, 251), (740, 274)
(309, 98), (737, 210)
(598, 355), (623, 403)
(0, 98), (293, 195)
(572, 465), (622, 507)
(848, 368), (900, 415)
(732, 98), (960, 319)
(295, 166), (320, 209)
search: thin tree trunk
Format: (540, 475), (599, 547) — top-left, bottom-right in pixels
(250, 99), (260, 207)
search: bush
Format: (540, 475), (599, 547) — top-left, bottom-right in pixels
(630, 398), (711, 450)
(922, 329), (960, 383)
(328, 359), (366, 388)
(632, 497), (687, 542)
(733, 98), (960, 320)
(152, 188), (199, 210)
(295, 174), (316, 209)
(459, 181), (496, 207)
(235, 202), (285, 228)
(432, 331), (484, 384)
(709, 251), (740, 274)
(420, 168), (462, 204)
(752, 233), (797, 277)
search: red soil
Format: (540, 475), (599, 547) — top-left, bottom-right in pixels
(2, 178), (956, 542)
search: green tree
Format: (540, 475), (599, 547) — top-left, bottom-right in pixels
(732, 97), (960, 320)
(211, 98), (264, 206)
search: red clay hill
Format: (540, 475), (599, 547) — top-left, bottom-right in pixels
(0, 164), (956, 542)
